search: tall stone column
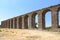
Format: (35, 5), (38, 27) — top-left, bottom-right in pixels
(15, 18), (17, 29)
(38, 11), (45, 30)
(24, 15), (28, 29)
(3, 21), (5, 27)
(5, 20), (7, 28)
(10, 19), (13, 29)
(13, 18), (15, 29)
(17, 16), (22, 29)
(13, 17), (17, 29)
(19, 17), (22, 29)
(5, 21), (7, 27)
(28, 14), (32, 29)
(3, 21), (5, 28)
(17, 17), (19, 29)
(22, 16), (25, 29)
(5, 21), (7, 28)
(7, 20), (8, 28)
(10, 19), (11, 29)
(4, 21), (5, 28)
(52, 10), (58, 31)
(28, 14), (35, 29)
(8, 20), (10, 28)
(32, 15), (36, 28)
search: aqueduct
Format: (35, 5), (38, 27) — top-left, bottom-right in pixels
(1, 4), (60, 31)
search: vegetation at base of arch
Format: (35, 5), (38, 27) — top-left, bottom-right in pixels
(45, 27), (52, 31)
(45, 25), (60, 31)
(58, 25), (60, 28)
(35, 23), (60, 30)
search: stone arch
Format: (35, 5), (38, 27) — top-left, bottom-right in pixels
(31, 12), (38, 29)
(42, 9), (51, 15)
(42, 8), (52, 29)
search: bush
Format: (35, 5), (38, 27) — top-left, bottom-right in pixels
(0, 30), (2, 32)
(45, 27), (51, 31)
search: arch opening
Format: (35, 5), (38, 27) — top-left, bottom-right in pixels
(58, 7), (60, 28)
(35, 14), (38, 29)
(45, 11), (52, 30)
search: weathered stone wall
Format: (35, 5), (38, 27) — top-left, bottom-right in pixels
(1, 4), (60, 31)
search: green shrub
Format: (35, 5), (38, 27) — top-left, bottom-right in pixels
(0, 30), (2, 32)
(45, 27), (51, 31)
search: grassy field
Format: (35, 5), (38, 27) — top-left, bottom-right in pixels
(0, 28), (60, 40)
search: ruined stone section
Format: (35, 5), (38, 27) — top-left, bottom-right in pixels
(1, 4), (60, 31)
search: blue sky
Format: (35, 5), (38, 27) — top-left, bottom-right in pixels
(0, 0), (60, 27)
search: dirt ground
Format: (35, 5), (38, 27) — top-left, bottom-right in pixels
(0, 28), (60, 40)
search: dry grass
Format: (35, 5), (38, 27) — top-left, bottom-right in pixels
(0, 28), (60, 40)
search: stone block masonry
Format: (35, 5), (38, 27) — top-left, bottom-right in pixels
(1, 4), (60, 31)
